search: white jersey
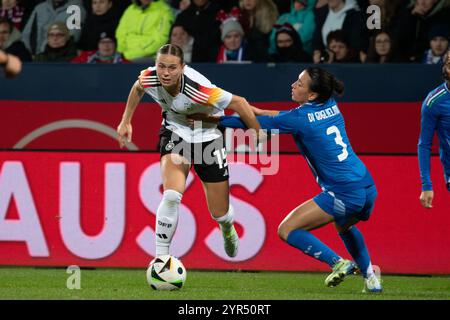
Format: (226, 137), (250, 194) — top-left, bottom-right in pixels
(140, 65), (233, 143)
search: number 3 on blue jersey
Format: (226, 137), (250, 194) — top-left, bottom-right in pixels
(327, 125), (348, 162)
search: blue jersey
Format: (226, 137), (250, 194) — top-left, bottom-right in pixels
(220, 98), (374, 193)
(418, 82), (450, 191)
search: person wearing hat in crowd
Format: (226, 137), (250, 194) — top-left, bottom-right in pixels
(72, 30), (129, 63)
(216, 17), (253, 63)
(422, 24), (449, 65)
(174, 0), (222, 62)
(269, 0), (315, 56)
(77, 0), (122, 51)
(270, 22), (311, 63)
(21, 0), (86, 55)
(34, 21), (78, 62)
(393, 0), (450, 62)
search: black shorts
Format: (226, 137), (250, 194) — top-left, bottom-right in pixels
(158, 126), (229, 183)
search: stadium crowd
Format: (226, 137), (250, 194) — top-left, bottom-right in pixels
(0, 0), (448, 65)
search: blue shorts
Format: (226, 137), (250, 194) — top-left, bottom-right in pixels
(313, 184), (378, 226)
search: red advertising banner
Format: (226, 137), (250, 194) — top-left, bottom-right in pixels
(0, 100), (433, 154)
(0, 151), (449, 274)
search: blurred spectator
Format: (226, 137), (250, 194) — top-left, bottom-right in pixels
(217, 17), (253, 63)
(272, 0), (291, 14)
(321, 29), (359, 63)
(82, 0), (131, 15)
(394, 0), (450, 62)
(0, 17), (31, 60)
(19, 1), (45, 29)
(312, 0), (365, 64)
(72, 30), (128, 63)
(422, 24), (449, 64)
(365, 30), (401, 63)
(239, 0), (279, 62)
(22, 0), (86, 55)
(34, 21), (77, 61)
(269, 0), (315, 55)
(115, 0), (174, 62)
(77, 0), (121, 51)
(213, 0), (239, 11)
(166, 0), (191, 15)
(315, 0), (328, 10)
(169, 23), (193, 63)
(270, 22), (311, 62)
(363, 0), (406, 33)
(174, 0), (221, 62)
(1, 0), (25, 30)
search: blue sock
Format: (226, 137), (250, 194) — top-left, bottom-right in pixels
(339, 226), (371, 278)
(286, 229), (341, 268)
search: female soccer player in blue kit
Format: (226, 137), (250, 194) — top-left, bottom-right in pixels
(189, 67), (382, 293)
(418, 49), (450, 208)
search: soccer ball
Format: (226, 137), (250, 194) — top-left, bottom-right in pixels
(146, 255), (187, 290)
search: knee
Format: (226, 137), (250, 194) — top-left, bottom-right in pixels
(277, 222), (291, 242)
(162, 189), (182, 205)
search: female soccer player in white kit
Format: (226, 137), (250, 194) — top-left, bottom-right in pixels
(117, 44), (262, 259)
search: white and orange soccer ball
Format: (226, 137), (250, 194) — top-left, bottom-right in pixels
(146, 255), (187, 290)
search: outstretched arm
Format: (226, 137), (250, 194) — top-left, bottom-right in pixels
(117, 80), (145, 148)
(227, 95), (263, 139)
(220, 110), (299, 134)
(250, 105), (280, 116)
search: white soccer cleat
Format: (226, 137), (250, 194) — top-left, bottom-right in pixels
(363, 273), (383, 293)
(221, 225), (239, 258)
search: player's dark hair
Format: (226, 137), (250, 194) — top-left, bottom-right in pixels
(305, 67), (345, 103)
(157, 44), (184, 64)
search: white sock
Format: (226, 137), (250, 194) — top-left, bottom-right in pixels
(155, 190), (182, 256)
(366, 262), (376, 278)
(212, 204), (234, 234)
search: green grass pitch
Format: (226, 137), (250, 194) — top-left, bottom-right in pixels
(0, 267), (449, 300)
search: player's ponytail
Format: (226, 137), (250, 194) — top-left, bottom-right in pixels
(332, 77), (345, 97)
(305, 67), (345, 103)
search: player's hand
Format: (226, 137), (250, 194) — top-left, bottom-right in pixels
(326, 49), (335, 64)
(419, 190), (434, 209)
(117, 121), (132, 148)
(0, 52), (22, 78)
